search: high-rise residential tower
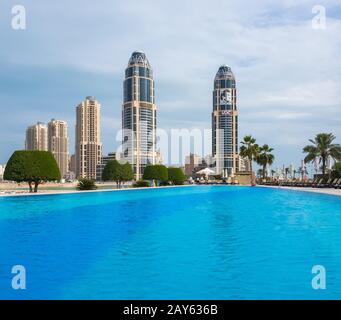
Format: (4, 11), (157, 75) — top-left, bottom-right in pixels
(48, 119), (69, 178)
(122, 51), (157, 180)
(25, 122), (48, 151)
(75, 96), (102, 179)
(212, 65), (239, 177)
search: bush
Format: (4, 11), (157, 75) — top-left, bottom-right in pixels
(143, 165), (168, 182)
(77, 178), (97, 191)
(133, 180), (149, 188)
(159, 180), (171, 186)
(4, 150), (61, 193)
(167, 167), (186, 185)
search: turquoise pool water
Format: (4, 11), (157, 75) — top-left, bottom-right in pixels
(0, 186), (341, 299)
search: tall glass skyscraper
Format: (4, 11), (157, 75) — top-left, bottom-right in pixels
(212, 65), (239, 178)
(122, 51), (157, 179)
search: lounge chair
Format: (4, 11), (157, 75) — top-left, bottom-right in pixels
(317, 178), (332, 188)
(334, 178), (341, 189)
(312, 178), (323, 188)
(329, 178), (339, 188)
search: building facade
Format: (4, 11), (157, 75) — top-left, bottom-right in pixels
(0, 164), (6, 180)
(75, 96), (102, 179)
(184, 153), (202, 176)
(25, 122), (48, 151)
(48, 119), (69, 178)
(238, 156), (251, 172)
(69, 154), (76, 174)
(96, 152), (116, 181)
(212, 65), (239, 178)
(122, 51), (157, 180)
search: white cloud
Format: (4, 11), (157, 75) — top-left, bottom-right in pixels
(0, 0), (341, 167)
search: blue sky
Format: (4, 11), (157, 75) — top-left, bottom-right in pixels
(0, 0), (340, 171)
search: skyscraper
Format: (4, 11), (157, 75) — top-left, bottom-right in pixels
(212, 65), (239, 177)
(25, 122), (48, 151)
(75, 96), (102, 179)
(48, 119), (69, 178)
(122, 51), (157, 180)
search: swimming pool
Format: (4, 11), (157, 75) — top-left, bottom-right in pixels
(0, 186), (341, 299)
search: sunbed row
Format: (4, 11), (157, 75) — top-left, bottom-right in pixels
(260, 178), (341, 189)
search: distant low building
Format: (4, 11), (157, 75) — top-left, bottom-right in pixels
(64, 171), (76, 181)
(184, 153), (210, 177)
(96, 152), (116, 181)
(0, 164), (6, 180)
(238, 156), (251, 172)
(184, 154), (202, 176)
(155, 151), (163, 165)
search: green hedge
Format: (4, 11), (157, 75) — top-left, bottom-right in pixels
(143, 165), (168, 181)
(168, 167), (186, 185)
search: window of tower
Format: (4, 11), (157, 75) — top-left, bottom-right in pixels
(139, 78), (152, 102)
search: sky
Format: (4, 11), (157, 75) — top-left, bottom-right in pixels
(0, 0), (340, 171)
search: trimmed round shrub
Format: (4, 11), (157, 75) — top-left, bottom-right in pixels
(168, 167), (186, 185)
(4, 150), (61, 192)
(143, 165), (168, 182)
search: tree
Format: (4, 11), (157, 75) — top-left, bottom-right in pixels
(257, 169), (263, 179)
(239, 135), (259, 177)
(143, 165), (168, 186)
(298, 166), (308, 181)
(4, 150), (61, 193)
(284, 167), (290, 180)
(168, 167), (186, 185)
(102, 160), (123, 188)
(121, 162), (134, 187)
(256, 144), (275, 179)
(303, 133), (341, 178)
(293, 169), (297, 180)
(332, 162), (341, 179)
(77, 178), (97, 191)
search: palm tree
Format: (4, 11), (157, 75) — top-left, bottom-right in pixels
(257, 169), (263, 179)
(303, 133), (341, 178)
(284, 167), (290, 180)
(298, 165), (308, 181)
(256, 144), (275, 179)
(239, 135), (259, 176)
